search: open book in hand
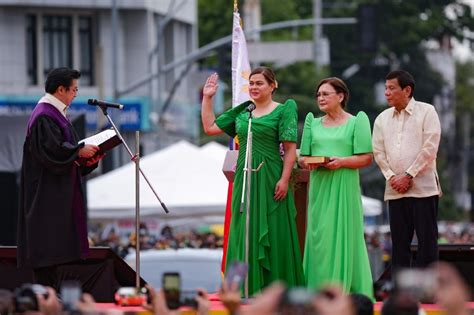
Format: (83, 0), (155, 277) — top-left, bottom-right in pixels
(79, 129), (122, 156)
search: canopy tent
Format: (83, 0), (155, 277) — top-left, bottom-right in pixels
(87, 140), (228, 220)
(87, 140), (382, 221)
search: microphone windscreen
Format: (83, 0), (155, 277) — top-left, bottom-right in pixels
(247, 103), (256, 112)
(87, 99), (97, 105)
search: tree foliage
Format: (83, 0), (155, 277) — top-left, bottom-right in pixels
(197, 0), (474, 217)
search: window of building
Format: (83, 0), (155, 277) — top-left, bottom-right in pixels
(79, 17), (94, 86)
(26, 13), (94, 86)
(43, 15), (72, 78)
(26, 15), (37, 85)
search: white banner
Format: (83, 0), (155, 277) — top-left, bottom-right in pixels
(231, 11), (251, 107)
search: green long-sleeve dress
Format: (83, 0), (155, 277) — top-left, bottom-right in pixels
(300, 111), (374, 299)
(215, 99), (305, 296)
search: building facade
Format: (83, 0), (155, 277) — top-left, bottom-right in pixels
(0, 0), (200, 166)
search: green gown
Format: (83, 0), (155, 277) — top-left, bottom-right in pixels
(215, 99), (305, 296)
(300, 111), (374, 299)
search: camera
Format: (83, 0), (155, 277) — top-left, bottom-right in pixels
(278, 287), (316, 315)
(14, 283), (48, 312)
(115, 287), (149, 306)
(162, 272), (202, 309)
(61, 281), (82, 311)
(224, 261), (247, 289)
(395, 269), (435, 302)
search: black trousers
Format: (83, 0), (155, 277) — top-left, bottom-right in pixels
(388, 195), (439, 272)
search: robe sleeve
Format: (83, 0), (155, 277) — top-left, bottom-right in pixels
(29, 115), (82, 175)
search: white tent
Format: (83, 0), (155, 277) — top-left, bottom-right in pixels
(87, 140), (382, 220)
(87, 140), (229, 220)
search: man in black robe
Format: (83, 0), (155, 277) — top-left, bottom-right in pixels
(17, 67), (103, 288)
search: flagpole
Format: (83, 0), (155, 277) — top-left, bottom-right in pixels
(229, 0), (253, 298)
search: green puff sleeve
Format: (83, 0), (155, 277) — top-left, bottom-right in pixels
(353, 111), (373, 154)
(278, 99), (298, 142)
(214, 101), (251, 138)
(299, 112), (314, 156)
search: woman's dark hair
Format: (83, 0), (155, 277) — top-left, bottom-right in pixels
(45, 67), (81, 94)
(316, 77), (350, 108)
(249, 67), (277, 92)
(385, 70), (415, 97)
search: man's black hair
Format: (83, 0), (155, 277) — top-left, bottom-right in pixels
(385, 70), (415, 97)
(44, 67), (81, 94)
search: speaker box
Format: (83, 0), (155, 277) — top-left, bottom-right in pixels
(375, 244), (474, 290)
(0, 246), (145, 302)
(412, 244), (474, 289)
(0, 172), (18, 246)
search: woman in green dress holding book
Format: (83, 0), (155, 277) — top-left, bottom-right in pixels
(201, 67), (305, 296)
(298, 77), (374, 299)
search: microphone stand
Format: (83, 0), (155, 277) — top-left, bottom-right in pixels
(97, 105), (169, 214)
(240, 105), (264, 298)
(134, 131), (141, 290)
(97, 105), (169, 290)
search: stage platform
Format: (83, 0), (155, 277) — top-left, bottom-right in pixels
(96, 301), (474, 314)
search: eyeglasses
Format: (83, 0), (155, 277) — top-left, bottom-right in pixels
(316, 91), (338, 98)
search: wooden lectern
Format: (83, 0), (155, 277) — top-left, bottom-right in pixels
(222, 150), (310, 255)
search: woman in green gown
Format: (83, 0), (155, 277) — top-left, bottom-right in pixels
(299, 77), (374, 299)
(201, 67), (305, 296)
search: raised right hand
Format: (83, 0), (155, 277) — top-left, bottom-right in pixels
(202, 73), (219, 98)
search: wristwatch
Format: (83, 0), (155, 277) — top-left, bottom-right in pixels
(405, 171), (413, 179)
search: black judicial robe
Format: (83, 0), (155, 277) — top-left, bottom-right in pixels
(17, 102), (96, 268)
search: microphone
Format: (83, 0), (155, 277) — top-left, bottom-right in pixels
(246, 102), (256, 112)
(87, 99), (124, 110)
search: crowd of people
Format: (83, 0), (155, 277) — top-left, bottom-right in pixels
(88, 224), (223, 258)
(87, 220), (474, 273)
(0, 261), (471, 315)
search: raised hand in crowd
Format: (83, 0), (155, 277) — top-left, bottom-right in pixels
(36, 287), (62, 315)
(76, 293), (99, 314)
(313, 285), (355, 315)
(218, 279), (242, 314)
(432, 262), (471, 315)
(239, 282), (285, 315)
(145, 285), (180, 315)
(195, 289), (210, 315)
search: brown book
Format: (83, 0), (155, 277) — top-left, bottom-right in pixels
(304, 156), (330, 165)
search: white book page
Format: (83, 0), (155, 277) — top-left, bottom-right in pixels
(79, 129), (116, 146)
